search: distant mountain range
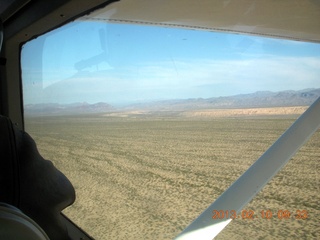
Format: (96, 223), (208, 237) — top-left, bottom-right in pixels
(130, 88), (320, 111)
(24, 102), (113, 116)
(24, 88), (320, 116)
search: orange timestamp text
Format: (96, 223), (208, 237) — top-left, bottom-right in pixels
(212, 209), (308, 220)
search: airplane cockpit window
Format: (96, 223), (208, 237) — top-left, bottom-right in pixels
(21, 3), (320, 240)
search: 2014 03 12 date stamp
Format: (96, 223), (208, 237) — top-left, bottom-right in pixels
(212, 209), (308, 220)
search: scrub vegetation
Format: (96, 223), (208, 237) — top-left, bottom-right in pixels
(25, 109), (319, 240)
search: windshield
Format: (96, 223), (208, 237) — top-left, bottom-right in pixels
(21, 5), (320, 240)
(22, 21), (320, 106)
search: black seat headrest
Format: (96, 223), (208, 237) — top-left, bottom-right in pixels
(0, 116), (20, 207)
(0, 115), (76, 239)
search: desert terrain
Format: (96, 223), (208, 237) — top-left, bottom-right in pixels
(25, 106), (319, 239)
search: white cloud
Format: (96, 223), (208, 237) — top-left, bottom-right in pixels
(24, 56), (320, 104)
(125, 56), (320, 91)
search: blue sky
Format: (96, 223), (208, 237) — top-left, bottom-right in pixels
(21, 21), (320, 105)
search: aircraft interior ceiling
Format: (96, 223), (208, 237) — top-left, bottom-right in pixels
(88, 0), (320, 43)
(1, 0), (320, 43)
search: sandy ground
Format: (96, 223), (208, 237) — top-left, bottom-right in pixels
(25, 108), (319, 240)
(182, 106), (308, 118)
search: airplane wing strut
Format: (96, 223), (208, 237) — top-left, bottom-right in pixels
(175, 97), (320, 240)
